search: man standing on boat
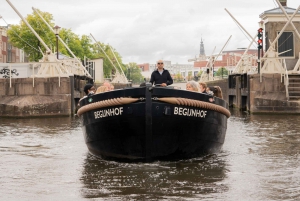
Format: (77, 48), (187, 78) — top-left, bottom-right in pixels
(150, 60), (173, 86)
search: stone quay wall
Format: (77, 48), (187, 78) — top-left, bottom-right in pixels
(249, 74), (300, 113)
(0, 77), (74, 117)
(0, 77), (131, 117)
(4, 74), (297, 117)
(217, 73), (300, 114)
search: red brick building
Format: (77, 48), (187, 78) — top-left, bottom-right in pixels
(0, 26), (25, 63)
(194, 49), (258, 71)
(137, 63), (149, 71)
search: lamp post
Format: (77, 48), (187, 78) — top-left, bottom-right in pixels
(6, 24), (11, 63)
(53, 25), (61, 59)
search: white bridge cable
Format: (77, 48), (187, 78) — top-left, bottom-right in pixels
(272, 0), (278, 8)
(275, 0), (300, 40)
(233, 20), (257, 49)
(0, 15), (40, 53)
(90, 33), (128, 82)
(213, 35), (232, 65)
(6, 0), (51, 52)
(108, 45), (128, 82)
(32, 7), (92, 78)
(224, 8), (258, 49)
(35, 17), (55, 47)
(262, 5), (300, 59)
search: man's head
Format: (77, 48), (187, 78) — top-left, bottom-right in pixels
(156, 60), (164, 70)
(83, 84), (95, 95)
(103, 81), (111, 91)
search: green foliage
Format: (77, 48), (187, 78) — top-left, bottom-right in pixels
(197, 70), (203, 77)
(7, 10), (55, 61)
(193, 70), (203, 81)
(124, 63), (144, 84)
(7, 9), (125, 79)
(215, 67), (228, 77)
(187, 71), (193, 81)
(174, 73), (183, 82)
(92, 43), (126, 78)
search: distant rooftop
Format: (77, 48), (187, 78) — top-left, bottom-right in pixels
(260, 6), (300, 17)
(223, 49), (257, 53)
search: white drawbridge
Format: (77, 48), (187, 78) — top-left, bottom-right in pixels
(6, 0), (92, 78)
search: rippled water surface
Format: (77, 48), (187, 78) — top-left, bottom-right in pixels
(1, 110), (300, 200)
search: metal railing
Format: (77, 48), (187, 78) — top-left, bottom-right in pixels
(1, 60), (91, 88)
(283, 59), (289, 101)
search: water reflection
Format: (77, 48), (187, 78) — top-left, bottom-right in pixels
(0, 117), (81, 157)
(80, 153), (228, 199)
(247, 114), (300, 200)
(224, 110), (300, 200)
(1, 111), (300, 200)
(0, 117), (85, 200)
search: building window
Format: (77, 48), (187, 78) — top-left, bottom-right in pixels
(278, 31), (294, 57)
(3, 42), (6, 51)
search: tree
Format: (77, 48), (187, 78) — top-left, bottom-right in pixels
(124, 63), (143, 84)
(194, 70), (203, 81)
(7, 10), (56, 61)
(7, 9), (126, 79)
(174, 73), (183, 82)
(197, 70), (203, 77)
(92, 43), (126, 78)
(215, 67), (228, 77)
(187, 71), (193, 81)
(80, 35), (96, 59)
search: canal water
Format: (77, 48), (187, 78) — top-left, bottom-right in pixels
(1, 110), (300, 200)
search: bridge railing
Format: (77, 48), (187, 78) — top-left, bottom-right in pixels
(0, 61), (92, 88)
(283, 59), (289, 101)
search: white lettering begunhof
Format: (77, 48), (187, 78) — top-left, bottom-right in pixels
(174, 107), (207, 118)
(94, 107), (124, 119)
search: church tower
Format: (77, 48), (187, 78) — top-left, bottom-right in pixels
(200, 38), (205, 56)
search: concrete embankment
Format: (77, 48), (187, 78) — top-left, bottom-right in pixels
(0, 77), (132, 117)
(2, 75), (296, 117)
(209, 73), (300, 114)
(248, 74), (300, 113)
(0, 77), (80, 117)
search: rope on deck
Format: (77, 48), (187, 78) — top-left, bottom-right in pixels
(77, 97), (139, 116)
(157, 97), (231, 118)
(77, 96), (230, 118)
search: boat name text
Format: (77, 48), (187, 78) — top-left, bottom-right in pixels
(174, 107), (207, 118)
(94, 107), (123, 119)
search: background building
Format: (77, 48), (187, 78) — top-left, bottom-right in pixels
(260, 3), (300, 70)
(194, 49), (258, 74)
(0, 26), (27, 63)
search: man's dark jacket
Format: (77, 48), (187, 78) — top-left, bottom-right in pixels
(150, 69), (173, 85)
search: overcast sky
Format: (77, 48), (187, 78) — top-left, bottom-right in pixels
(0, 0), (299, 64)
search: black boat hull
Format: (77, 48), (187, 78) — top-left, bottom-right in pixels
(80, 86), (229, 162)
